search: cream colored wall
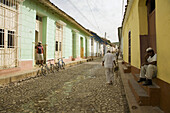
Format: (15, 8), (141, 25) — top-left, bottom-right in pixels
(122, 0), (141, 68)
(156, 0), (170, 83)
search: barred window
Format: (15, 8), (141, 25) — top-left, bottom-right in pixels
(0, 0), (17, 9)
(91, 38), (93, 46)
(59, 42), (61, 51)
(36, 15), (42, 22)
(8, 31), (14, 48)
(0, 29), (4, 48)
(56, 41), (58, 51)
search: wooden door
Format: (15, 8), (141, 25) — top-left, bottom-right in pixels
(147, 0), (157, 52)
(80, 37), (84, 58)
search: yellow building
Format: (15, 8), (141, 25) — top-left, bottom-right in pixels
(122, 0), (170, 112)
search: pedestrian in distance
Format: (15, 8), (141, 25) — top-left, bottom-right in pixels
(102, 50), (116, 85)
(138, 47), (157, 86)
(37, 41), (44, 65)
(116, 50), (119, 63)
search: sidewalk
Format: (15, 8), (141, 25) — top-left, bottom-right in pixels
(0, 57), (97, 86)
(118, 60), (164, 113)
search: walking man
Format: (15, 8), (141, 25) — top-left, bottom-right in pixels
(37, 41), (44, 65)
(138, 47), (157, 86)
(102, 50), (116, 85)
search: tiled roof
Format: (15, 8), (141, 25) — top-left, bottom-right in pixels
(36, 0), (92, 36)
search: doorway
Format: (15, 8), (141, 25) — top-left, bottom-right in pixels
(34, 15), (43, 66)
(128, 31), (131, 64)
(72, 33), (76, 60)
(34, 31), (38, 65)
(147, 0), (157, 52)
(80, 37), (84, 58)
(55, 24), (63, 61)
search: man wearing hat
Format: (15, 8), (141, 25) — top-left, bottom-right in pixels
(37, 41), (44, 65)
(138, 47), (157, 86)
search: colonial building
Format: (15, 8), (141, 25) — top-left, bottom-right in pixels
(0, 0), (23, 70)
(0, 0), (92, 74)
(122, 0), (170, 112)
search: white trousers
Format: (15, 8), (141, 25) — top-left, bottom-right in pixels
(37, 54), (44, 60)
(105, 68), (114, 83)
(140, 64), (157, 79)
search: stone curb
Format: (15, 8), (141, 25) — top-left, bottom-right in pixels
(0, 57), (99, 86)
(118, 60), (164, 113)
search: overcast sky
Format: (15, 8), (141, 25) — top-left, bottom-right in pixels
(50, 0), (127, 43)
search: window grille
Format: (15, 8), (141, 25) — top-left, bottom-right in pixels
(56, 41), (58, 51)
(0, 0), (17, 9)
(0, 0), (20, 69)
(59, 42), (61, 51)
(0, 29), (4, 48)
(36, 15), (42, 22)
(91, 38), (93, 46)
(8, 30), (14, 48)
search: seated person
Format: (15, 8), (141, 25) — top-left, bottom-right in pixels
(138, 47), (157, 86)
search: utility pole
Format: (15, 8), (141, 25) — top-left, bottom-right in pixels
(104, 32), (107, 54)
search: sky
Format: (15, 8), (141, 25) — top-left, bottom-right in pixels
(50, 0), (127, 43)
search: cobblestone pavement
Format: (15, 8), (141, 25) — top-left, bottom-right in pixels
(0, 58), (129, 113)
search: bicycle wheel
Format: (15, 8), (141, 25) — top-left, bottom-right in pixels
(45, 65), (50, 74)
(54, 63), (59, 72)
(54, 65), (59, 72)
(50, 64), (55, 73)
(62, 62), (65, 69)
(41, 66), (46, 76)
(58, 61), (62, 69)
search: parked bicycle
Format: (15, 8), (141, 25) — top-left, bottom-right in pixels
(37, 64), (47, 76)
(57, 57), (65, 69)
(53, 62), (59, 72)
(45, 62), (59, 74)
(37, 62), (54, 76)
(37, 58), (64, 76)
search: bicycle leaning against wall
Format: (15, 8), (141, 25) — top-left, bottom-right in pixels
(57, 57), (65, 69)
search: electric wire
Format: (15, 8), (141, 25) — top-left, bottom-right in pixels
(88, 0), (115, 25)
(86, 0), (102, 34)
(67, 0), (102, 33)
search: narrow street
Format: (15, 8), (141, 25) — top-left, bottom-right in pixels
(0, 58), (129, 113)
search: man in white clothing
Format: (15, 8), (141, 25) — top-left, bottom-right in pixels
(102, 50), (116, 85)
(138, 47), (157, 86)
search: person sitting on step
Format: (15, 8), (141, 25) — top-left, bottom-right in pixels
(138, 47), (157, 86)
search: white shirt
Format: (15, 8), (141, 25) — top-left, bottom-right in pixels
(147, 54), (157, 63)
(103, 53), (116, 68)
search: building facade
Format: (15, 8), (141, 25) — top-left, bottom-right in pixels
(0, 0), (92, 74)
(122, 0), (170, 112)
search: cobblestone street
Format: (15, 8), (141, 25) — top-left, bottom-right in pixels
(0, 59), (129, 113)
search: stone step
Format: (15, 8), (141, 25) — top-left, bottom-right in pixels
(128, 79), (150, 106)
(123, 64), (131, 73)
(133, 74), (160, 106)
(133, 74), (160, 93)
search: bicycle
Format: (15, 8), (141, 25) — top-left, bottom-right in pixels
(53, 62), (59, 72)
(37, 64), (47, 76)
(57, 57), (65, 69)
(45, 62), (60, 74)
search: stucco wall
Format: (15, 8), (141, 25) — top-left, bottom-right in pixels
(156, 0), (170, 83)
(46, 17), (55, 60)
(20, 0), (91, 64)
(122, 0), (141, 68)
(19, 2), (36, 60)
(63, 27), (72, 59)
